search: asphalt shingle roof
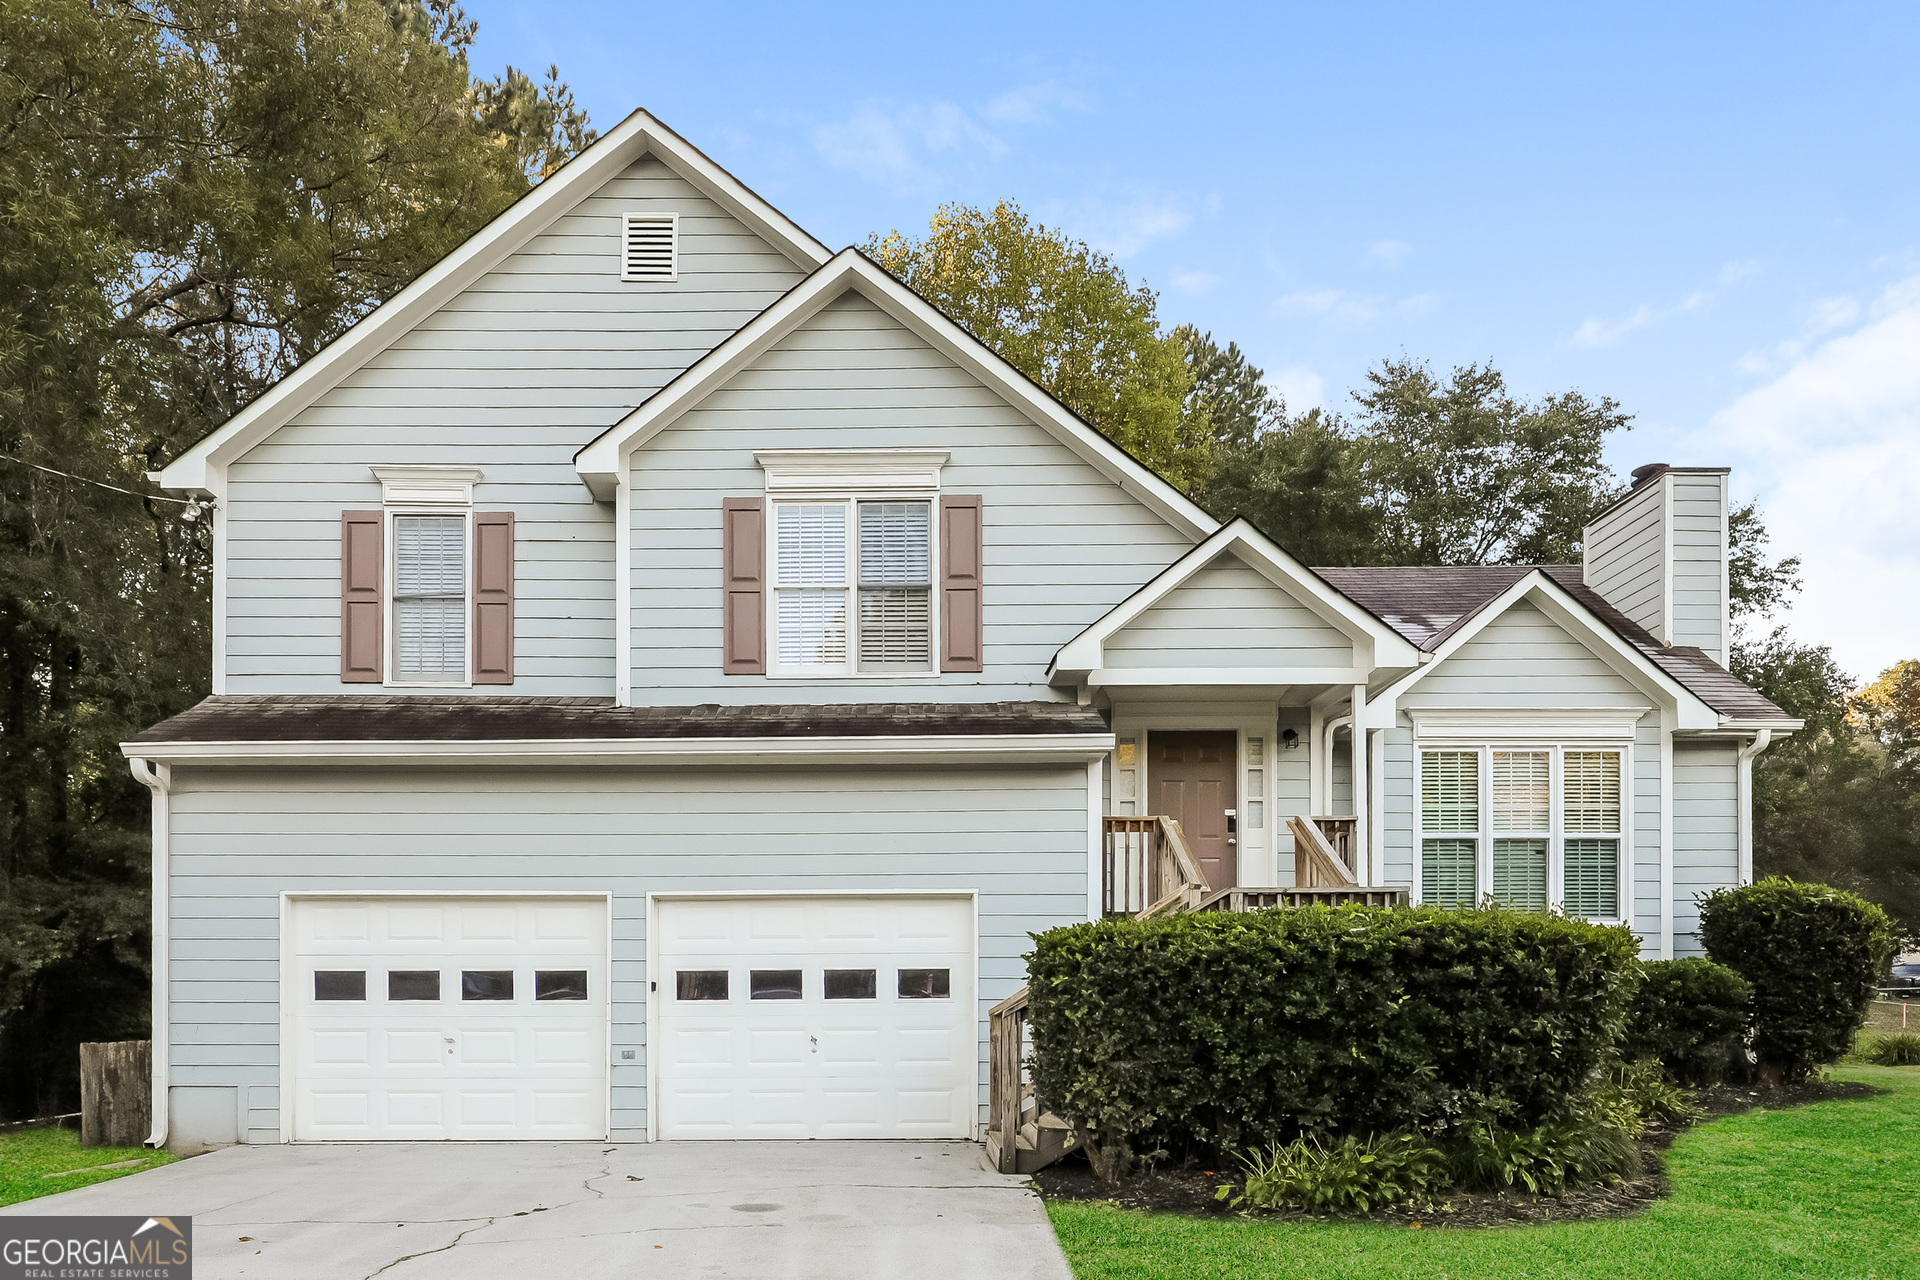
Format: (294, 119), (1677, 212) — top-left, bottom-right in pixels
(1316, 564), (1794, 723)
(131, 697), (1111, 744)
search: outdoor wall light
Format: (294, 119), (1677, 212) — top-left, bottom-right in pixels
(1281, 728), (1300, 750)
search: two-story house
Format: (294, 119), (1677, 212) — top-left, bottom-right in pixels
(129, 111), (1799, 1153)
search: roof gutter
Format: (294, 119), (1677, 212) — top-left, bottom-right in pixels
(128, 757), (170, 1150)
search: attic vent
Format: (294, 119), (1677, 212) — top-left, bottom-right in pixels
(620, 213), (678, 282)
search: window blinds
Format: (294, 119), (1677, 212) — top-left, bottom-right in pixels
(1564, 839), (1620, 918)
(1564, 752), (1622, 833)
(1422, 838), (1477, 908)
(774, 504), (848, 668)
(393, 515), (465, 681)
(857, 501), (930, 671)
(1491, 751), (1550, 832)
(1493, 838), (1549, 911)
(1421, 751), (1479, 831)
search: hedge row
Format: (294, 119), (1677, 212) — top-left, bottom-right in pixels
(1025, 905), (1641, 1157)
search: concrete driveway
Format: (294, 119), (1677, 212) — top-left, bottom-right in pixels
(0, 1140), (1073, 1279)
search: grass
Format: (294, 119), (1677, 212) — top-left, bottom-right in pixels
(0, 1125), (179, 1207)
(1046, 1066), (1920, 1280)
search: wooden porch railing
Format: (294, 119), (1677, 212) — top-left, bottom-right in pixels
(985, 985), (1075, 1174)
(1289, 814), (1361, 889)
(1101, 815), (1211, 918)
(1194, 885), (1409, 912)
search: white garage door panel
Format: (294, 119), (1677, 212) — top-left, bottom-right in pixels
(655, 896), (975, 1140)
(289, 897), (607, 1141)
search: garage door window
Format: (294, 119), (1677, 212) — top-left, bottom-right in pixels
(462, 970), (514, 1001)
(676, 970), (728, 1001)
(536, 970), (589, 1001)
(387, 970), (439, 1001)
(824, 969), (877, 1000)
(897, 968), (950, 999)
(750, 969), (803, 1000)
(315, 971), (366, 1001)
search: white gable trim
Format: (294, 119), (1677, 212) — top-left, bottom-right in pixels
(573, 250), (1218, 539)
(156, 110), (830, 497)
(1356, 570), (1718, 730)
(1049, 519), (1420, 681)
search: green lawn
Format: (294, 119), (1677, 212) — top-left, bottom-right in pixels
(1047, 1066), (1920, 1280)
(0, 1126), (179, 1207)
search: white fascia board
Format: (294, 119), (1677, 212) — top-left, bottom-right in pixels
(575, 250), (1219, 541)
(1358, 571), (1715, 730)
(1085, 666), (1373, 688)
(157, 109), (830, 497)
(115, 732), (1115, 768)
(1051, 519), (1418, 676)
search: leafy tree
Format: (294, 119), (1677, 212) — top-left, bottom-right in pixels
(865, 201), (1210, 490)
(1178, 327), (1282, 447)
(1854, 660), (1920, 774)
(1346, 359), (1628, 566)
(0, 0), (592, 1118)
(1727, 499), (1803, 624)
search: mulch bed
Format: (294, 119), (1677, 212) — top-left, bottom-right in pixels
(1031, 1077), (1881, 1229)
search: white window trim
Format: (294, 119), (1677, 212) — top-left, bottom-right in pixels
(755, 448), (949, 495)
(619, 212), (679, 283)
(384, 506), (474, 689)
(369, 465), (483, 507)
(1414, 739), (1632, 924)
(764, 495), (941, 680)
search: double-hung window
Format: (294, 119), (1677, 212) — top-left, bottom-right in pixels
(392, 513), (468, 683)
(1418, 745), (1625, 919)
(771, 499), (932, 675)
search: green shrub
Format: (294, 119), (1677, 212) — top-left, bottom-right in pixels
(1025, 904), (1641, 1175)
(1865, 1032), (1920, 1066)
(1221, 1132), (1448, 1214)
(1699, 878), (1897, 1082)
(1621, 958), (1752, 1085)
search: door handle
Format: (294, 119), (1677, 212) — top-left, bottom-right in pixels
(809, 1035), (819, 1054)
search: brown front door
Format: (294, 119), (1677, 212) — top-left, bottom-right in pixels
(1148, 730), (1237, 891)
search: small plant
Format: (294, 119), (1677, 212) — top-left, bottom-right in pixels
(1622, 957), (1752, 1085)
(1221, 1132), (1448, 1214)
(1699, 878), (1897, 1082)
(1598, 1059), (1704, 1130)
(1865, 1032), (1920, 1067)
(1446, 1108), (1638, 1196)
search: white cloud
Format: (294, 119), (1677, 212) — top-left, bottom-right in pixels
(1274, 288), (1381, 325)
(1168, 270), (1221, 296)
(1059, 195), (1193, 259)
(1570, 304), (1657, 349)
(1269, 364), (1327, 411)
(1365, 239), (1413, 269)
(1701, 274), (1920, 678)
(812, 83), (1091, 191)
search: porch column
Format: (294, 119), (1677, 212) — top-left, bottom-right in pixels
(1349, 684), (1369, 883)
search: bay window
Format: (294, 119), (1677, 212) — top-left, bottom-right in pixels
(1418, 745), (1626, 919)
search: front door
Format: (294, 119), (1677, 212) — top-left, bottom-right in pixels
(1149, 731), (1237, 890)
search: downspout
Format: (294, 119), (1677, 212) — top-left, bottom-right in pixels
(1736, 730), (1773, 886)
(1321, 712), (1352, 812)
(129, 757), (171, 1149)
(1368, 727), (1386, 887)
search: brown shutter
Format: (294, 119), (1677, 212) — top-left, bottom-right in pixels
(340, 511), (384, 683)
(940, 494), (984, 673)
(473, 512), (515, 684)
(721, 497), (765, 674)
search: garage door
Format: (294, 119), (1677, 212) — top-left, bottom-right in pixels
(288, 896), (607, 1141)
(654, 896), (975, 1140)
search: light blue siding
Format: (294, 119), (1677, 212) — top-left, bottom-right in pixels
(1275, 709), (1312, 883)
(1669, 474), (1728, 660)
(1673, 740), (1739, 956)
(1401, 601), (1655, 710)
(164, 763), (1091, 1146)
(222, 155), (808, 695)
(626, 292), (1197, 703)
(1105, 554), (1353, 670)
(1582, 483), (1664, 640)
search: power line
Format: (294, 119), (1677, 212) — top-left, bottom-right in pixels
(0, 452), (206, 512)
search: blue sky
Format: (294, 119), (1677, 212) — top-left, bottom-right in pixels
(463, 1), (1920, 680)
